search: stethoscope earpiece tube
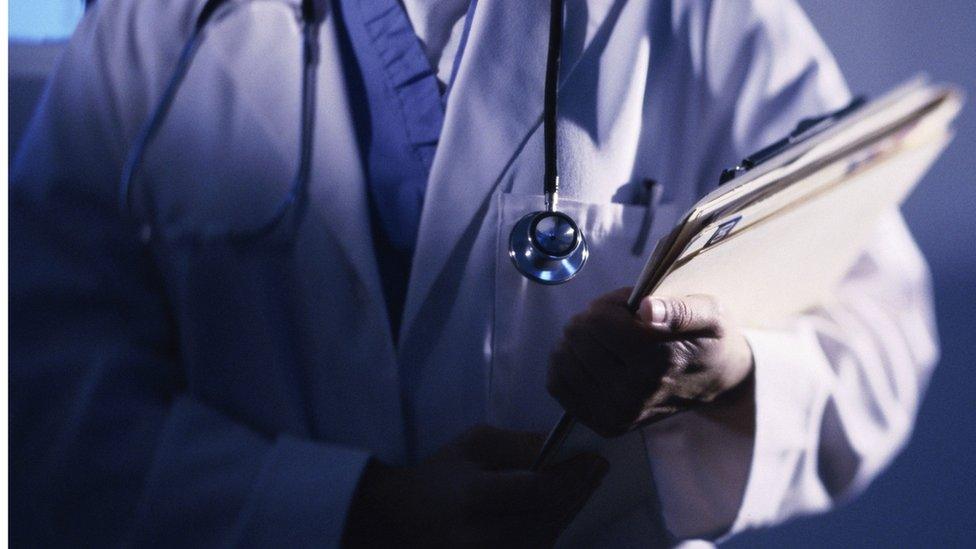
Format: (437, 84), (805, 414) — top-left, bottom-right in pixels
(508, 0), (589, 285)
(119, 0), (322, 242)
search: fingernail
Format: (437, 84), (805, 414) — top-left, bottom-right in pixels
(639, 297), (668, 326)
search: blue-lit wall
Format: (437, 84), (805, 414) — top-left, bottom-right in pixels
(8, 1), (976, 545)
(9, 0), (84, 41)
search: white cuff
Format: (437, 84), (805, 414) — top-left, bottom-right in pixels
(643, 325), (836, 542)
(721, 326), (837, 538)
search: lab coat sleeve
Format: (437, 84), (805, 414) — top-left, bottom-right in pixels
(640, 0), (939, 541)
(9, 3), (369, 546)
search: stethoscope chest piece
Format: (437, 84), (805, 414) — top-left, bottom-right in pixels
(509, 210), (588, 285)
(507, 0), (590, 285)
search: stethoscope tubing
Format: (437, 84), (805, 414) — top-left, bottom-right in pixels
(118, 0), (321, 243)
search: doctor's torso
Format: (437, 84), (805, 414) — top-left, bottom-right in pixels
(73, 0), (843, 484)
(15, 1), (939, 545)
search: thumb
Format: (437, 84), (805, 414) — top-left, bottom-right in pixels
(637, 294), (721, 334)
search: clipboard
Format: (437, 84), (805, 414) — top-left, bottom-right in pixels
(535, 74), (964, 543)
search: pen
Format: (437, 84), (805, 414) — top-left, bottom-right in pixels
(531, 291), (645, 472)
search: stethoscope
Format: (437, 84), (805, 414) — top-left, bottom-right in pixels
(508, 0), (588, 285)
(119, 0), (322, 242)
(119, 0), (588, 283)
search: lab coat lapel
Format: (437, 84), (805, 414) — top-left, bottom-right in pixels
(399, 0), (617, 345)
(309, 10), (389, 335)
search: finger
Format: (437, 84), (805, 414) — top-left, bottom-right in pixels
(547, 345), (605, 433)
(563, 327), (646, 435)
(634, 392), (696, 426)
(558, 287), (662, 375)
(455, 425), (546, 470)
(596, 286), (636, 307)
(637, 294), (723, 335)
(578, 297), (670, 367)
(549, 342), (630, 437)
(477, 453), (608, 517)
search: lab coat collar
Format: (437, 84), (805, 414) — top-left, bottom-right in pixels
(399, 0), (619, 348)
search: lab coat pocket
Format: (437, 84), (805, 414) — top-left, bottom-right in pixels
(490, 192), (680, 429)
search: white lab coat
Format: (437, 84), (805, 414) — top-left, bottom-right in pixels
(11, 0), (937, 546)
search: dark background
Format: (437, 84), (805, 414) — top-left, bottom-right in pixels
(8, 1), (976, 546)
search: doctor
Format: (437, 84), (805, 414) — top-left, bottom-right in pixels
(10, 0), (937, 546)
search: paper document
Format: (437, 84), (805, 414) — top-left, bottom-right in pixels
(544, 75), (964, 545)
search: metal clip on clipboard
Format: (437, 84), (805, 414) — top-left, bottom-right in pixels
(719, 96), (867, 185)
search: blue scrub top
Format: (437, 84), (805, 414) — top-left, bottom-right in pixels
(335, 0), (474, 337)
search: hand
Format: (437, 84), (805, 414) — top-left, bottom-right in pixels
(547, 288), (754, 438)
(343, 425), (609, 547)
